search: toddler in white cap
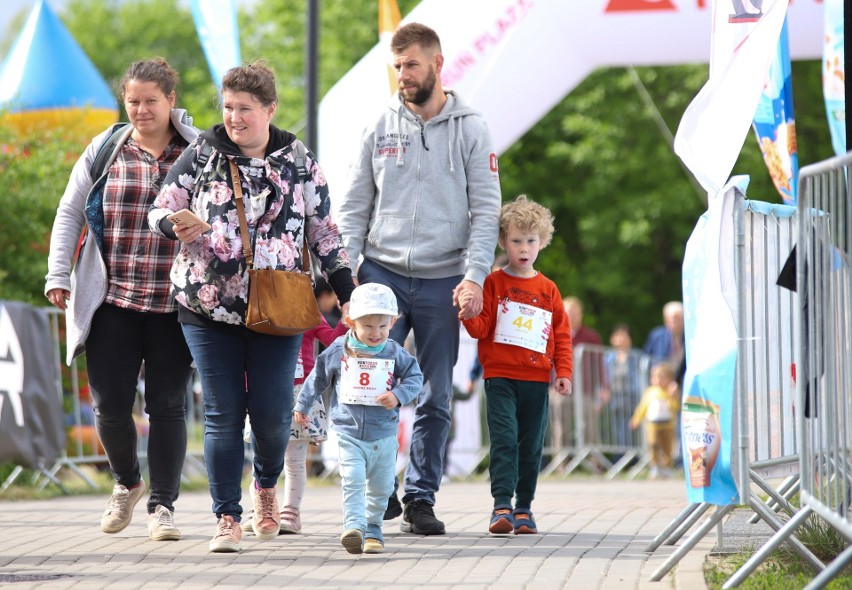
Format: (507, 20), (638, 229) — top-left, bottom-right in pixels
(294, 283), (423, 554)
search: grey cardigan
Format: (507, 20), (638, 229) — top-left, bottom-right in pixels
(45, 109), (198, 364)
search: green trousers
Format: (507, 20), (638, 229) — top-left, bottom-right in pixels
(485, 378), (549, 509)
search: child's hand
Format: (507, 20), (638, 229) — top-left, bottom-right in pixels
(294, 411), (309, 428)
(629, 419), (639, 431)
(376, 391), (400, 410)
(456, 290), (474, 318)
(554, 377), (572, 396)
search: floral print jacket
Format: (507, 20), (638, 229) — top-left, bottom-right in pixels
(149, 124), (350, 325)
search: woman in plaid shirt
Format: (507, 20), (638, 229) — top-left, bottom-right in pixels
(46, 58), (198, 542)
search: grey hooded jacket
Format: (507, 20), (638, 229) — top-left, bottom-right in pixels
(45, 109), (198, 364)
(338, 91), (501, 287)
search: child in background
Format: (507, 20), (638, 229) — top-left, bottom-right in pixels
(461, 195), (573, 535)
(243, 315), (347, 533)
(630, 361), (680, 479)
(294, 283), (423, 554)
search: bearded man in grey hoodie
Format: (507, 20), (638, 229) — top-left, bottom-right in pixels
(339, 22), (502, 536)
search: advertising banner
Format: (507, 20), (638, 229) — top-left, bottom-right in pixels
(680, 179), (743, 505)
(320, 0), (822, 203)
(823, 0), (846, 156)
(752, 16), (798, 205)
(0, 301), (64, 469)
(674, 0), (789, 197)
(190, 0), (241, 88)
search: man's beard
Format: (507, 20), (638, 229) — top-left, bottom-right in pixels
(401, 67), (437, 105)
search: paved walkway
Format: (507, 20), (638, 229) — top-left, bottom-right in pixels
(0, 479), (713, 589)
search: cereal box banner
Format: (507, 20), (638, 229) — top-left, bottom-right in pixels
(752, 16), (798, 206)
(680, 179), (742, 506)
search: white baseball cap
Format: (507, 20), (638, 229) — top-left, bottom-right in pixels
(348, 283), (398, 320)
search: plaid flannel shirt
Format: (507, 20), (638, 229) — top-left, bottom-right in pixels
(102, 136), (186, 313)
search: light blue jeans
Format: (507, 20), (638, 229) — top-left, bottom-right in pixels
(182, 324), (301, 520)
(358, 258), (459, 506)
(337, 431), (398, 541)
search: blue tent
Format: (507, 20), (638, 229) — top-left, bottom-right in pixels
(0, 0), (117, 133)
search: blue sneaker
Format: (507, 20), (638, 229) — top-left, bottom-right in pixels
(489, 505), (514, 534)
(512, 508), (537, 534)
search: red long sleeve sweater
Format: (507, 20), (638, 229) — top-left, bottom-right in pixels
(463, 269), (573, 383)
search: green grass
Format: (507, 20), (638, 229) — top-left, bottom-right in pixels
(704, 513), (852, 590)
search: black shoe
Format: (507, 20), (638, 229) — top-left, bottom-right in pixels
(383, 493), (403, 520)
(401, 500), (445, 535)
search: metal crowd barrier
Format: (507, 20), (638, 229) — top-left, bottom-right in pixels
(649, 188), (824, 583)
(15, 308), (208, 493)
(542, 344), (653, 479)
(724, 153), (852, 589)
(22, 306), (662, 493)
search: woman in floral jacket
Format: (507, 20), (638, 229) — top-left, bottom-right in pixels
(149, 61), (354, 553)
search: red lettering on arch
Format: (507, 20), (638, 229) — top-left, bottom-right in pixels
(605, 0), (677, 12)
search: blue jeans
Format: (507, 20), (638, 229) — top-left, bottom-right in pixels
(337, 432), (398, 540)
(181, 324), (301, 519)
(358, 258), (460, 505)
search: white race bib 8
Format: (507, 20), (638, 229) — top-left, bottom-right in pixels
(339, 356), (395, 406)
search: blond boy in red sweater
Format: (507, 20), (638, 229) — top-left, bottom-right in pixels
(462, 195), (573, 535)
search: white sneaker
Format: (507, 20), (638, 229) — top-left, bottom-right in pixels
(147, 505), (181, 541)
(101, 480), (146, 534)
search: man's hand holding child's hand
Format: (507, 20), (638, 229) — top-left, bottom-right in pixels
(376, 391), (400, 410)
(555, 377), (572, 397)
(294, 411), (309, 428)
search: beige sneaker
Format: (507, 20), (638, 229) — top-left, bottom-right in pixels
(251, 483), (280, 541)
(209, 515), (242, 553)
(364, 538), (384, 554)
(147, 505), (181, 541)
(101, 480), (146, 534)
(340, 528), (363, 554)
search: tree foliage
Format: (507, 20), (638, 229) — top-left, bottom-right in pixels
(0, 0), (837, 345)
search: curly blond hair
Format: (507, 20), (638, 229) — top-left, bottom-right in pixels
(499, 195), (555, 248)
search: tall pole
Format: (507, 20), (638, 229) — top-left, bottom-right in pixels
(306, 0), (319, 153)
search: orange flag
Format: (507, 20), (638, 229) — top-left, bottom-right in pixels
(379, 0), (402, 94)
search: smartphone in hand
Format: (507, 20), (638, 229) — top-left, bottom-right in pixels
(167, 209), (211, 232)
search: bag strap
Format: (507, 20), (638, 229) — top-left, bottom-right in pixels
(90, 123), (132, 181)
(228, 159), (310, 274)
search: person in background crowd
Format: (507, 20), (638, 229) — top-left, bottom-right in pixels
(630, 362), (680, 479)
(46, 58), (197, 542)
(643, 301), (684, 369)
(148, 61), (354, 553)
(604, 324), (646, 453)
(549, 297), (609, 456)
(339, 22), (502, 535)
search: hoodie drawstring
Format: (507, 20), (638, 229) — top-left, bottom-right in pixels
(447, 114), (458, 174)
(396, 108), (405, 167)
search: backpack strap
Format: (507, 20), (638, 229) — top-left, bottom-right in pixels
(90, 122), (132, 181)
(194, 139), (214, 184)
(292, 140), (308, 188)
